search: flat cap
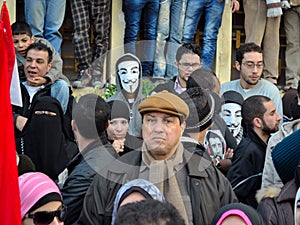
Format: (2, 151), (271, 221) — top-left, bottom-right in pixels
(138, 91), (189, 119)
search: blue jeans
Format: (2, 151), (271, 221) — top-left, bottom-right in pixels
(182, 0), (224, 69)
(25, 0), (66, 55)
(153, 0), (187, 78)
(50, 79), (69, 114)
(123, 0), (159, 76)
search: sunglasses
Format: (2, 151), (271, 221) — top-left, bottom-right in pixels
(24, 205), (67, 225)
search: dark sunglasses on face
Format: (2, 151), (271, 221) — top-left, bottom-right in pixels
(24, 205), (67, 225)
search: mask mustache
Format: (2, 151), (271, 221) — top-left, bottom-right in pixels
(123, 78), (137, 84)
(228, 124), (240, 129)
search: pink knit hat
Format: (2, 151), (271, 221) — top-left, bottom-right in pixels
(18, 172), (62, 218)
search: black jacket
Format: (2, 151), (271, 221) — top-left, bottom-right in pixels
(227, 129), (267, 208)
(61, 138), (118, 225)
(78, 147), (238, 225)
(151, 77), (178, 95)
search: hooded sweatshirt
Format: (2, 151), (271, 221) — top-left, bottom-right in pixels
(107, 53), (145, 138)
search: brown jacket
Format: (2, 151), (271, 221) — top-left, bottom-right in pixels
(256, 180), (297, 225)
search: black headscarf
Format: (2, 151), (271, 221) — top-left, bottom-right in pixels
(20, 96), (78, 180)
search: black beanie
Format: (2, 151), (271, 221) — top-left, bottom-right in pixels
(272, 129), (300, 184)
(222, 90), (244, 106)
(108, 100), (130, 121)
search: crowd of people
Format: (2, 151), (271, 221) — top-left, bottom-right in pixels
(11, 1), (300, 225)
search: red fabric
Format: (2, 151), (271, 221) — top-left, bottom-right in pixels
(0, 2), (22, 225)
(1, 2), (15, 81)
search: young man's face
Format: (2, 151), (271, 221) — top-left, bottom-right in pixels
(220, 102), (242, 137)
(176, 53), (201, 88)
(142, 112), (185, 160)
(117, 60), (139, 94)
(13, 34), (34, 57)
(235, 51), (263, 89)
(260, 101), (282, 134)
(25, 49), (52, 85)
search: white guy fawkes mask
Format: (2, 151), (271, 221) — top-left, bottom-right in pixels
(220, 102), (242, 137)
(118, 60), (140, 94)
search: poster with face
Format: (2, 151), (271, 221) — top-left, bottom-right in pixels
(220, 102), (242, 138)
(204, 130), (226, 159)
(118, 60), (140, 94)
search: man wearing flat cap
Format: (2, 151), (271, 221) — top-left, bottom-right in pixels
(78, 91), (237, 225)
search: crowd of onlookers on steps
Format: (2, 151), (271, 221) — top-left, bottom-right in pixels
(13, 0), (300, 224)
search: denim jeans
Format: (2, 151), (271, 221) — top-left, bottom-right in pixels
(50, 79), (69, 114)
(153, 0), (187, 78)
(182, 0), (224, 69)
(123, 0), (160, 76)
(24, 0), (66, 55)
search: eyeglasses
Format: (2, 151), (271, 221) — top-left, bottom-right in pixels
(178, 62), (202, 69)
(24, 205), (67, 225)
(242, 62), (264, 70)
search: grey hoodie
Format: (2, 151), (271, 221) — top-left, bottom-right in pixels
(107, 53), (145, 138)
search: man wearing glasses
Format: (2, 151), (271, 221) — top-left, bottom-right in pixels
(221, 42), (283, 117)
(152, 43), (202, 95)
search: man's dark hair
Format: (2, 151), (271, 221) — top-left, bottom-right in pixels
(114, 200), (186, 225)
(72, 94), (110, 139)
(236, 42), (263, 65)
(27, 42), (53, 63)
(11, 21), (33, 37)
(241, 95), (271, 130)
(176, 43), (201, 62)
(186, 68), (218, 91)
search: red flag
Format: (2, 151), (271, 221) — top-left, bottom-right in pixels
(0, 2), (22, 225)
(1, 2), (22, 107)
(1, 1), (15, 81)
